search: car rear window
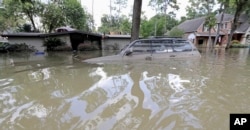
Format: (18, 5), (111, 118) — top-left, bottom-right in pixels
(127, 39), (194, 54)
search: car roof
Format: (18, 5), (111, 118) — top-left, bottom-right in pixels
(135, 37), (188, 42)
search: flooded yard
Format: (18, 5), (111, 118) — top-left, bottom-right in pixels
(1, 48), (250, 130)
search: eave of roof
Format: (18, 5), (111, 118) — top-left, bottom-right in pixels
(41, 30), (102, 37)
(104, 35), (131, 39)
(1, 32), (44, 37)
(1, 30), (103, 38)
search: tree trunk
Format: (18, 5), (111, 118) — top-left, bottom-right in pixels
(49, 23), (54, 33)
(130, 0), (142, 42)
(226, 0), (246, 49)
(26, 10), (37, 32)
(226, 10), (241, 49)
(206, 0), (212, 48)
(213, 4), (224, 47)
(208, 29), (212, 48)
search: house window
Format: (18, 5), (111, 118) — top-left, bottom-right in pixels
(224, 22), (228, 29)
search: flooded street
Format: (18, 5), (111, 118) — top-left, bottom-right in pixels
(1, 48), (250, 130)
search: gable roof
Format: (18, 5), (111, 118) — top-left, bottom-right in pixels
(177, 14), (234, 33)
(215, 13), (234, 22)
(236, 21), (250, 33)
(177, 17), (205, 33)
(1, 30), (102, 38)
(178, 13), (250, 33)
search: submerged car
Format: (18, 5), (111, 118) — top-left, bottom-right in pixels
(83, 38), (201, 64)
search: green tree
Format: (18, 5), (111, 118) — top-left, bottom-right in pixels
(98, 14), (111, 34)
(168, 27), (184, 37)
(224, 0), (250, 48)
(179, 16), (187, 24)
(99, 0), (128, 34)
(148, 0), (179, 33)
(20, 0), (44, 32)
(213, 0), (229, 46)
(98, 14), (119, 33)
(204, 13), (217, 47)
(203, 0), (216, 47)
(62, 0), (89, 31)
(140, 14), (178, 38)
(185, 0), (217, 47)
(40, 3), (65, 33)
(98, 14), (131, 34)
(119, 15), (131, 34)
(185, 0), (207, 19)
(0, 0), (24, 33)
(140, 16), (154, 38)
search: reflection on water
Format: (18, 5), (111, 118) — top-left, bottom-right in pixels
(0, 49), (250, 129)
(139, 71), (206, 130)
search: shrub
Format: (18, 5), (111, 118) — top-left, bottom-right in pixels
(168, 27), (185, 37)
(54, 45), (72, 51)
(231, 40), (240, 44)
(78, 43), (99, 51)
(43, 37), (66, 51)
(0, 42), (35, 52)
(230, 44), (248, 48)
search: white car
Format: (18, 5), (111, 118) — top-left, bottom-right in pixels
(83, 38), (201, 64)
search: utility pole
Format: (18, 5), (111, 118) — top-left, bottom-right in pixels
(92, 0), (94, 31)
(110, 0), (112, 16)
(154, 21), (157, 36)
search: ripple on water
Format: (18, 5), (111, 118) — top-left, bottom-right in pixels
(0, 78), (14, 88)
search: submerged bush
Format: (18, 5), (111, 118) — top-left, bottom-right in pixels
(230, 44), (248, 48)
(78, 43), (100, 51)
(231, 40), (240, 44)
(0, 42), (35, 52)
(43, 37), (66, 51)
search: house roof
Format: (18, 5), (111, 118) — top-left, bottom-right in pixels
(1, 31), (102, 38)
(236, 22), (250, 33)
(178, 13), (250, 33)
(215, 13), (234, 22)
(41, 30), (102, 37)
(1, 32), (44, 37)
(177, 17), (205, 33)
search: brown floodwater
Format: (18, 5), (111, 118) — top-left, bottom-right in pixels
(0, 48), (250, 130)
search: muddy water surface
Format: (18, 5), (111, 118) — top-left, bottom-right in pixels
(0, 49), (250, 130)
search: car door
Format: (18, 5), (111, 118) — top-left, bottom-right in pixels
(122, 40), (153, 61)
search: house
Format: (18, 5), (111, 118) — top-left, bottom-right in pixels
(177, 14), (250, 47)
(1, 31), (131, 52)
(102, 34), (131, 50)
(1, 31), (102, 52)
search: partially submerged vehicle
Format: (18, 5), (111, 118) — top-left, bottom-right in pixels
(83, 37), (201, 64)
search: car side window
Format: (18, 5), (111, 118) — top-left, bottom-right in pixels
(129, 40), (151, 55)
(152, 40), (174, 53)
(173, 40), (192, 52)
